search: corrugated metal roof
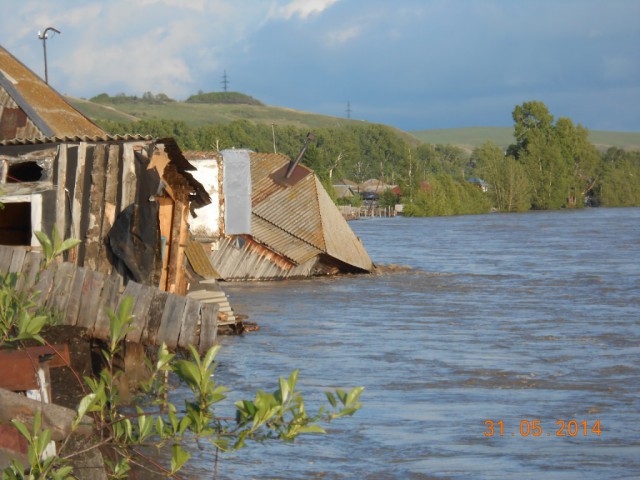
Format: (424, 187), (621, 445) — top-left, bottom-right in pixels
(315, 176), (372, 271)
(195, 150), (373, 277)
(0, 133), (154, 146)
(251, 216), (322, 265)
(0, 45), (105, 140)
(247, 151), (372, 273)
(250, 152), (326, 249)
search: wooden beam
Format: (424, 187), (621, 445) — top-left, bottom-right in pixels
(98, 144), (120, 275)
(198, 303), (218, 353)
(165, 199), (184, 293)
(92, 275), (121, 340)
(64, 266), (87, 327)
(144, 290), (169, 347)
(54, 144), (67, 240)
(175, 200), (190, 295)
(84, 144), (107, 271)
(177, 297), (201, 350)
(155, 293), (187, 350)
(70, 142), (87, 264)
(76, 269), (105, 334)
(120, 143), (136, 211)
(0, 345), (70, 391)
(0, 388), (92, 440)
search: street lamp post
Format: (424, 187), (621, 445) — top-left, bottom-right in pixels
(37, 27), (60, 84)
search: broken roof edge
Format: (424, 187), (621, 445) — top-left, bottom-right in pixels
(0, 133), (155, 146)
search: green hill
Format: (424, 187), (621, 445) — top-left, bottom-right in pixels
(411, 127), (640, 152)
(66, 94), (419, 146)
(68, 96), (139, 123)
(68, 95), (364, 129)
(67, 94), (639, 152)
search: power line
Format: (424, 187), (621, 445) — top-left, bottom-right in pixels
(221, 70), (229, 92)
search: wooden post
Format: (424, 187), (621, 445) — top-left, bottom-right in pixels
(84, 144), (107, 272)
(97, 144), (120, 275)
(70, 142), (87, 264)
(54, 144), (67, 241)
(165, 198), (184, 293)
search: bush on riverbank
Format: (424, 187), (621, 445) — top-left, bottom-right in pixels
(403, 174), (492, 217)
(0, 233), (363, 479)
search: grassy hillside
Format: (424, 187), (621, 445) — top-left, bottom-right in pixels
(68, 96), (362, 129)
(411, 126), (640, 152)
(67, 96), (139, 123)
(67, 94), (638, 151)
(67, 95), (419, 146)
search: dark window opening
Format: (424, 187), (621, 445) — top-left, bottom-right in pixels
(0, 202), (31, 245)
(7, 162), (44, 183)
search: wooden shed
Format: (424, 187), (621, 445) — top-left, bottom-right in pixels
(0, 44), (210, 294)
(0, 136), (210, 295)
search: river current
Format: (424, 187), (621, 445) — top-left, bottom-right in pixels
(182, 207), (640, 479)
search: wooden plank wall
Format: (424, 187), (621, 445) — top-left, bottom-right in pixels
(0, 246), (218, 354)
(47, 141), (186, 290)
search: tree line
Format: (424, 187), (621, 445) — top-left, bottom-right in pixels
(97, 100), (640, 215)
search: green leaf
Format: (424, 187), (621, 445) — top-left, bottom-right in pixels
(34, 231), (53, 259)
(36, 429), (52, 456)
(156, 343), (174, 371)
(54, 465), (74, 478)
(202, 344), (221, 370)
(173, 360), (201, 389)
(346, 386), (365, 406)
(279, 377), (289, 404)
(10, 419), (31, 441)
(170, 444), (191, 474)
(288, 369), (299, 391)
(58, 238), (82, 253)
(298, 425), (326, 434)
(178, 416), (192, 435)
(325, 391), (337, 408)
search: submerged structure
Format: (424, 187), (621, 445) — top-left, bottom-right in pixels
(187, 148), (374, 280)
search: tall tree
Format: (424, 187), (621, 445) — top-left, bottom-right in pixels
(509, 101), (573, 209)
(473, 141), (530, 212)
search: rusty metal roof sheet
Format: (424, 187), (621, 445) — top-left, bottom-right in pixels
(250, 152), (326, 248)
(0, 45), (105, 140)
(315, 176), (372, 271)
(186, 150), (372, 274)
(251, 215), (322, 265)
(248, 152), (372, 272)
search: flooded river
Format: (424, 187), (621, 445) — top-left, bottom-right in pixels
(183, 208), (640, 479)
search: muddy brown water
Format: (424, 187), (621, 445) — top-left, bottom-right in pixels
(178, 208), (640, 479)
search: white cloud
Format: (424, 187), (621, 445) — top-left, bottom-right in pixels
(269, 0), (339, 20)
(326, 26), (361, 46)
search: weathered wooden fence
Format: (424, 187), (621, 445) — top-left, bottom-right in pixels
(0, 246), (218, 353)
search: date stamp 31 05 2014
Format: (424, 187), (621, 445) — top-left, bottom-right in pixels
(484, 419), (602, 438)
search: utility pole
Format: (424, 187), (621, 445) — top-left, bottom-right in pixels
(346, 101), (352, 119)
(38, 26), (60, 84)
(221, 70), (229, 92)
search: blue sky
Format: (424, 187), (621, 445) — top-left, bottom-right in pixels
(1, 0), (639, 132)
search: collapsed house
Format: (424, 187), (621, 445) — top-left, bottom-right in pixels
(186, 147), (374, 280)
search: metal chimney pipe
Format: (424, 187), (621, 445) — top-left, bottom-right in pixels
(285, 132), (315, 179)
